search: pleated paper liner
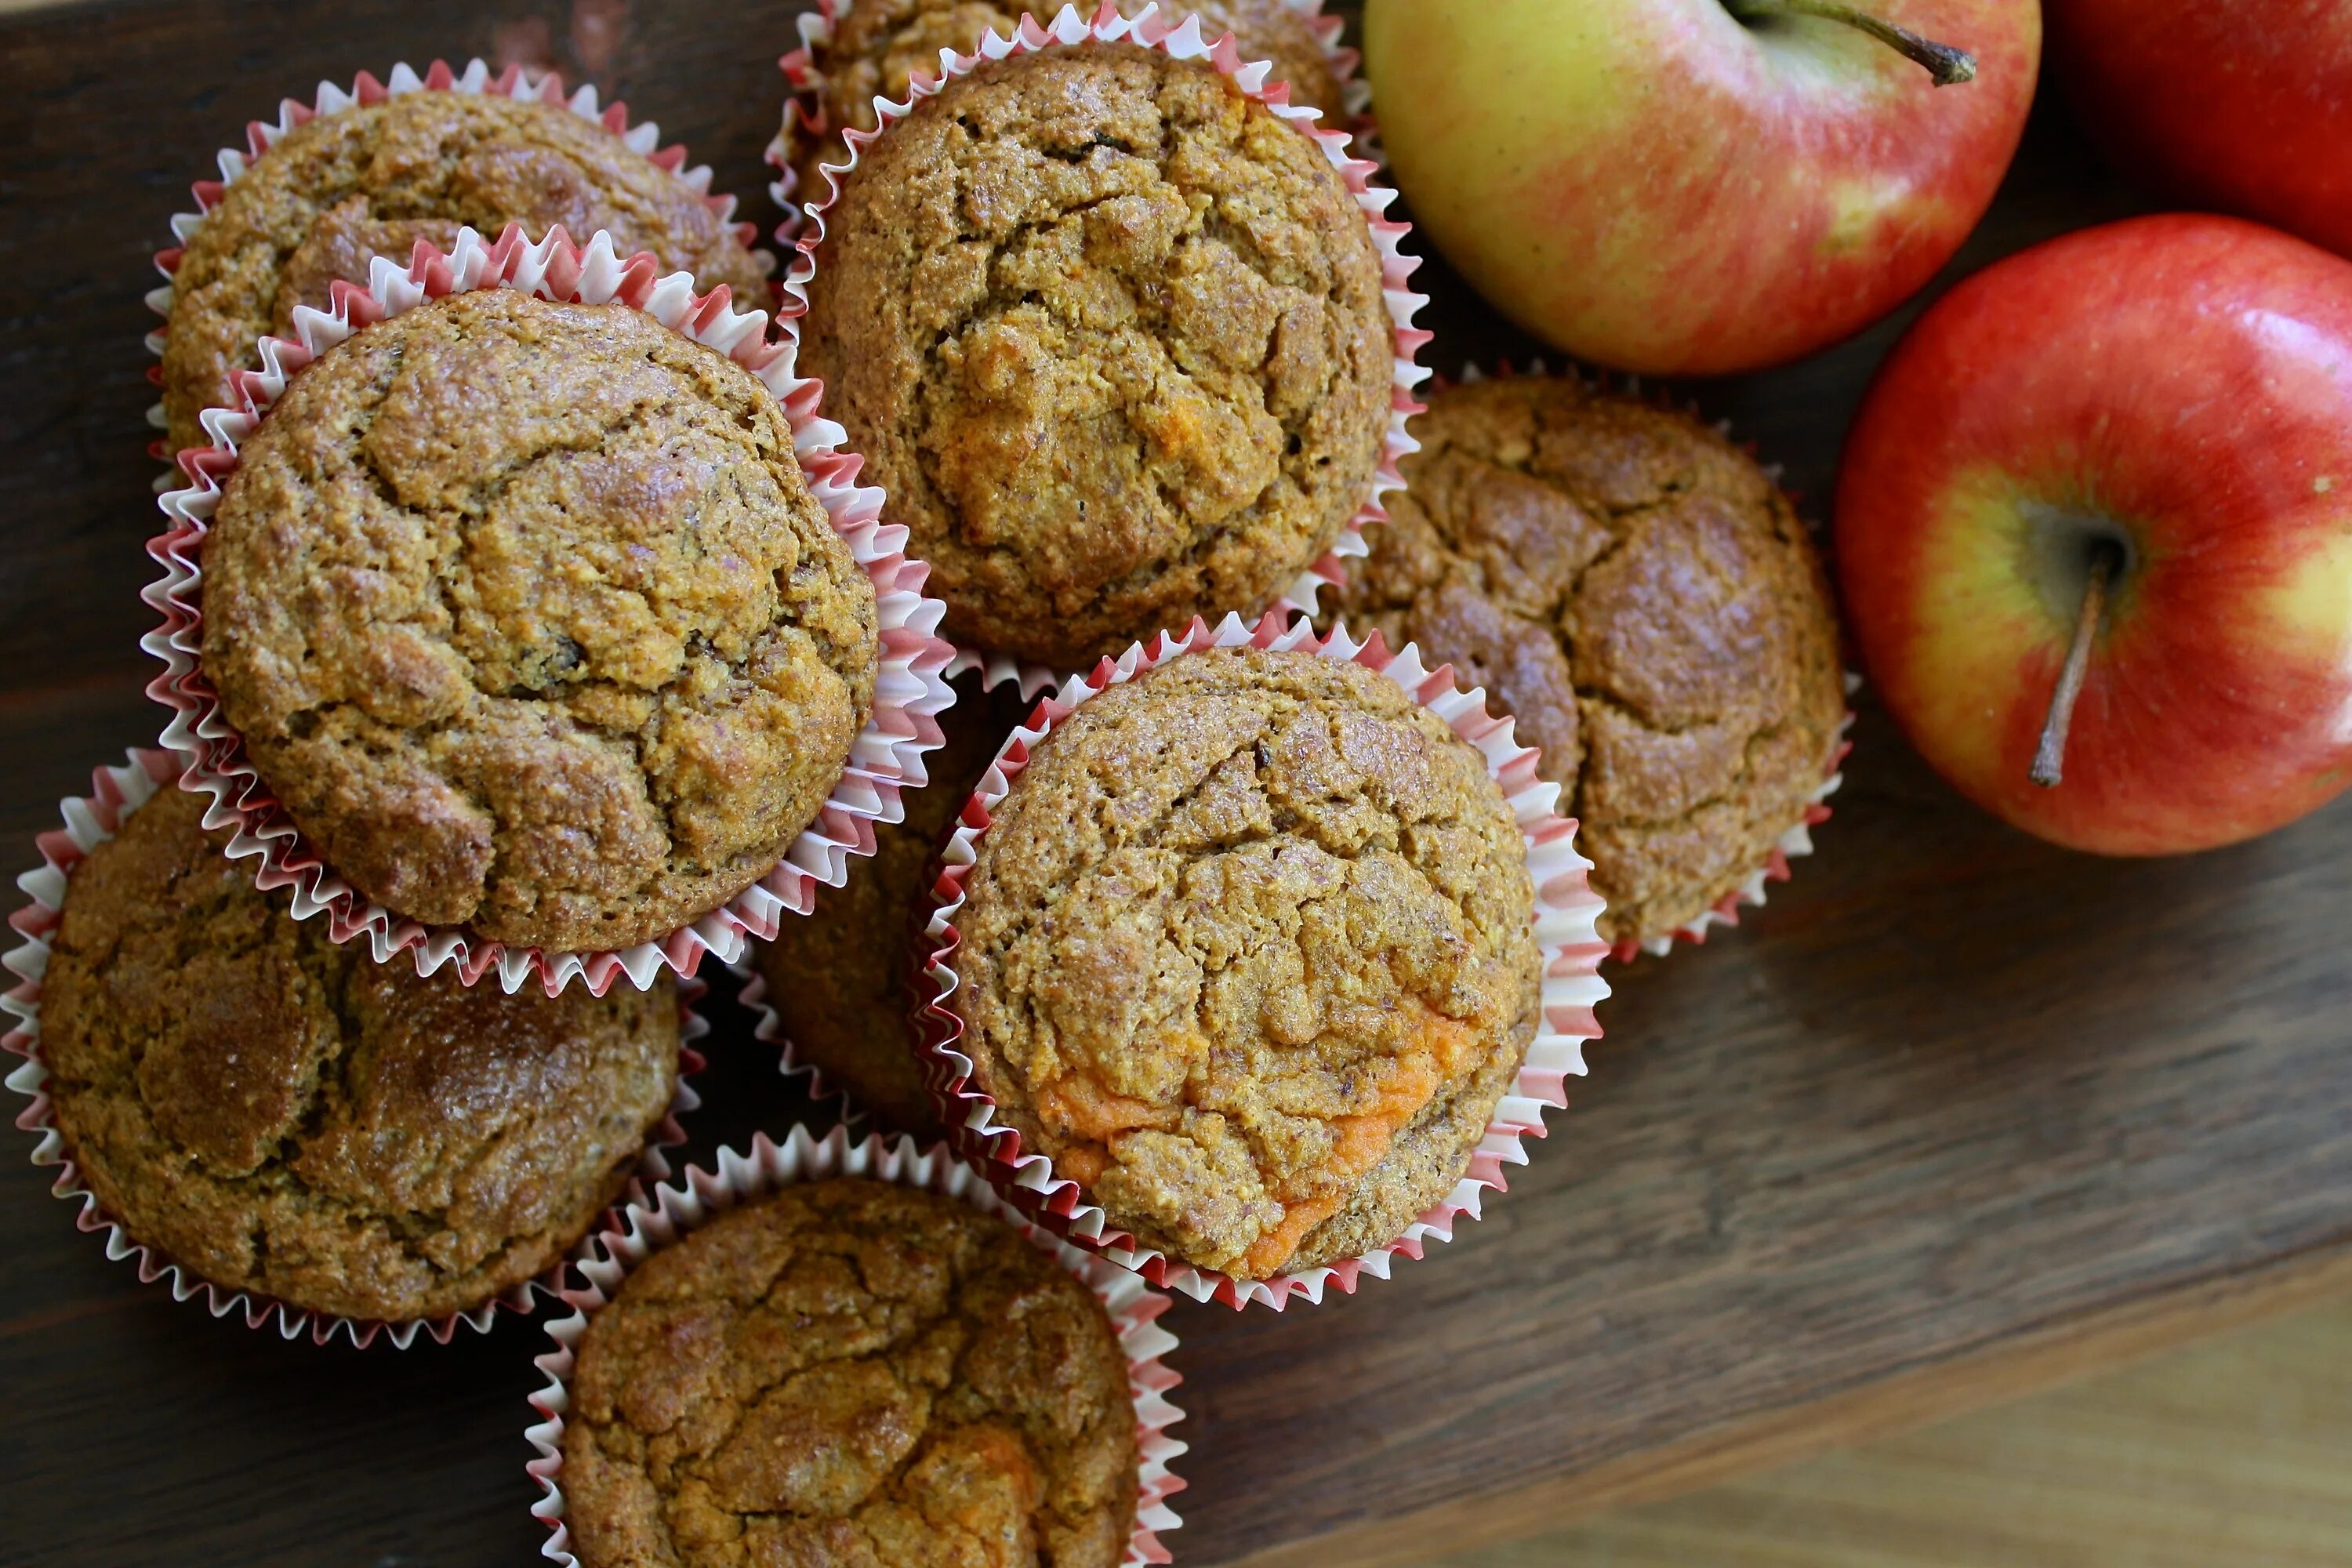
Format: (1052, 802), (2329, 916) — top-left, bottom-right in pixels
(141, 223), (960, 997)
(2, 749), (711, 1350)
(768, 0), (1370, 234)
(915, 609), (1612, 1310)
(1432, 360), (1857, 963)
(527, 1126), (1186, 1566)
(143, 56), (771, 478)
(771, 2), (1430, 700)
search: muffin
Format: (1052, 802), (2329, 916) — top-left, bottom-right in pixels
(198, 287), (879, 954)
(799, 42), (1395, 670)
(786, 0), (1347, 209)
(162, 87), (770, 455)
(560, 1178), (1139, 1568)
(756, 675), (1030, 1130)
(38, 788), (681, 1325)
(946, 645), (1542, 1282)
(1324, 376), (1847, 949)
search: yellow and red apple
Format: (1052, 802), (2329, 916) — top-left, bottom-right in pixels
(1837, 214), (2352, 855)
(2048, 0), (2352, 260)
(1362, 0), (2041, 376)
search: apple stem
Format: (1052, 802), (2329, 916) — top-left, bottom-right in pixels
(2030, 544), (2121, 789)
(1723, 0), (1979, 85)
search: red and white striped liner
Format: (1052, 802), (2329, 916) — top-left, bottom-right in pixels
(1, 750), (710, 1350)
(771, 2), (1430, 698)
(768, 0), (1370, 230)
(915, 610), (1611, 1310)
(528, 1126), (1186, 1566)
(140, 223), (961, 997)
(1437, 361), (1857, 962)
(143, 56), (771, 472)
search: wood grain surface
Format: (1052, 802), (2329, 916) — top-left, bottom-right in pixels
(1437, 1299), (2352, 1568)
(5, 3), (2350, 1566)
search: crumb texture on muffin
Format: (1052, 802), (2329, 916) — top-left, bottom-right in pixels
(561, 1178), (1138, 1568)
(40, 790), (681, 1324)
(951, 647), (1541, 1280)
(757, 676), (1030, 1131)
(792, 0), (1347, 204)
(1326, 378), (1847, 946)
(201, 289), (879, 953)
(163, 89), (769, 454)
(801, 43), (1392, 669)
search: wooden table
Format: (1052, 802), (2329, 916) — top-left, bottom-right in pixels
(6, 5), (2350, 1566)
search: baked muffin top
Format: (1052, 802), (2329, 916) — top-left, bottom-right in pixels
(41, 788), (681, 1324)
(200, 289), (879, 953)
(800, 42), (1393, 670)
(757, 675), (1031, 1131)
(1325, 377), (1847, 947)
(561, 1178), (1138, 1568)
(951, 647), (1541, 1280)
(162, 89), (770, 455)
(789, 0), (1347, 208)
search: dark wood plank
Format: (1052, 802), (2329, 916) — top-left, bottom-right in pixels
(7, 4), (2352, 1567)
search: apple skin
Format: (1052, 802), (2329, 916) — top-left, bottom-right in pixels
(2048, 0), (2352, 260)
(1361, 0), (2040, 376)
(1836, 214), (2352, 856)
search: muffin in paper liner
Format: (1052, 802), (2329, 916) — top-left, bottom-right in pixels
(1, 749), (711, 1350)
(915, 609), (1611, 1310)
(143, 56), (771, 476)
(772, 2), (1431, 699)
(730, 956), (865, 1126)
(526, 1123), (1187, 1566)
(1408, 359), (1857, 964)
(140, 223), (961, 998)
(767, 0), (1374, 234)
(1616, 694), (1852, 962)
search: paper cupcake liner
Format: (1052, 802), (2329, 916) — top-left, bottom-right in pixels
(915, 609), (1611, 1309)
(144, 56), (772, 475)
(141, 223), (961, 998)
(527, 1124), (1186, 1566)
(1439, 361), (1858, 964)
(1, 750), (712, 1350)
(768, 0), (1368, 231)
(773, 2), (1429, 699)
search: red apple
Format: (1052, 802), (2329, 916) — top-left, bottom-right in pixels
(1836, 214), (2352, 855)
(1361, 0), (2040, 376)
(2049, 0), (2352, 260)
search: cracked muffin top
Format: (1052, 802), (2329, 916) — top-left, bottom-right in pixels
(757, 674), (1031, 1131)
(1324, 376), (1847, 948)
(786, 0), (1347, 211)
(162, 89), (771, 456)
(41, 788), (681, 1324)
(799, 42), (1394, 670)
(949, 647), (1541, 1281)
(561, 1178), (1138, 1568)
(200, 289), (879, 953)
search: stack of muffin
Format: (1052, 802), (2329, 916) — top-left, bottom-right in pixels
(9, 5), (1851, 1566)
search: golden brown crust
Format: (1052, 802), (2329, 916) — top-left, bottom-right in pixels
(800, 43), (1392, 670)
(1324, 377), (1848, 946)
(789, 0), (1348, 208)
(561, 1178), (1138, 1568)
(201, 289), (879, 952)
(951, 647), (1540, 1280)
(756, 676), (1031, 1131)
(162, 90), (770, 455)
(41, 789), (681, 1324)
